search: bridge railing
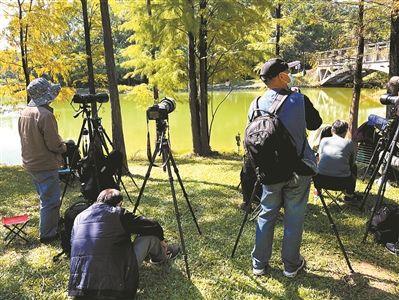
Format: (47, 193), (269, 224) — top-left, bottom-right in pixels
(317, 41), (389, 67)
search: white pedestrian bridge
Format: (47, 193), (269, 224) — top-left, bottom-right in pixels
(316, 41), (389, 86)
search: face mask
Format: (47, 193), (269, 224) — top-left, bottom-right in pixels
(279, 72), (291, 88)
(287, 73), (295, 89)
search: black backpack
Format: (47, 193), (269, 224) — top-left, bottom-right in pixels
(53, 201), (90, 261)
(370, 204), (399, 244)
(78, 144), (122, 203)
(244, 94), (300, 184)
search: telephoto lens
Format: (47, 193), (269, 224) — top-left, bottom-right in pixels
(380, 94), (399, 106)
(158, 97), (176, 114)
(72, 93), (109, 104)
(367, 114), (389, 131)
(146, 97), (176, 120)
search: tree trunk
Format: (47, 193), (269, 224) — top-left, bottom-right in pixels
(81, 0), (98, 118)
(198, 0), (211, 155)
(388, 2), (399, 118)
(188, 29), (201, 154)
(146, 0), (159, 101)
(275, 4), (281, 56)
(348, 0), (364, 141)
(17, 0), (32, 103)
(99, 0), (128, 172)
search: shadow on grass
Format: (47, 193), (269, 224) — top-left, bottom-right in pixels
(129, 153), (242, 166)
(137, 262), (203, 299)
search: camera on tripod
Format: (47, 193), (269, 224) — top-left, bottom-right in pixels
(380, 94), (399, 106)
(72, 93), (109, 105)
(146, 97), (176, 120)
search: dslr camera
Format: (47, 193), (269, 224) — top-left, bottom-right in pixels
(380, 94), (399, 106)
(72, 93), (109, 104)
(146, 97), (176, 120)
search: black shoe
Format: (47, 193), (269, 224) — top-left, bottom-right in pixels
(344, 193), (362, 202)
(385, 242), (399, 256)
(150, 244), (181, 264)
(40, 234), (59, 244)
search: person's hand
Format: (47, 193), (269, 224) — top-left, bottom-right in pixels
(160, 240), (168, 256)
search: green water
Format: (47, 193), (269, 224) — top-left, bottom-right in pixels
(0, 87), (386, 165)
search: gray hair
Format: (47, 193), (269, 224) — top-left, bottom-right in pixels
(96, 188), (123, 206)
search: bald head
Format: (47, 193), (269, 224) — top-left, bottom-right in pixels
(387, 76), (399, 95)
(96, 189), (123, 206)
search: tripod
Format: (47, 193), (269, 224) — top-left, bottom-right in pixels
(133, 119), (202, 280)
(359, 132), (390, 211)
(231, 170), (261, 258)
(231, 171), (354, 274)
(61, 101), (137, 205)
(363, 117), (399, 242)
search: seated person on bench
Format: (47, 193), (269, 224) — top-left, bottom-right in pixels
(314, 120), (360, 202)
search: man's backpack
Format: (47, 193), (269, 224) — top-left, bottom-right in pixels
(244, 94), (300, 184)
(53, 201), (90, 261)
(370, 204), (399, 244)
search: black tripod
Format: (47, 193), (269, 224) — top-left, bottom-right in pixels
(363, 117), (399, 242)
(133, 119), (202, 279)
(61, 101), (137, 204)
(359, 130), (391, 211)
(231, 171), (354, 273)
(231, 169), (261, 258)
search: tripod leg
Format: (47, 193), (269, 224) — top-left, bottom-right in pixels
(168, 152), (202, 235)
(231, 179), (261, 258)
(359, 146), (388, 210)
(361, 138), (382, 181)
(316, 188), (354, 273)
(363, 121), (399, 242)
(120, 179), (134, 205)
(60, 118), (88, 205)
(123, 167), (139, 190)
(164, 157), (191, 280)
(133, 144), (159, 214)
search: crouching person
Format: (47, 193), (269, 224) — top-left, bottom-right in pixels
(68, 188), (180, 299)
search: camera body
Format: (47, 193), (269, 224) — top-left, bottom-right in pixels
(380, 94), (399, 106)
(146, 97), (176, 120)
(72, 93), (109, 104)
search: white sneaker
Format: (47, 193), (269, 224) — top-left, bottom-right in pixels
(283, 256), (305, 278)
(253, 267), (267, 276)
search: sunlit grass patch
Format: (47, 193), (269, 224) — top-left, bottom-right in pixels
(0, 158), (398, 299)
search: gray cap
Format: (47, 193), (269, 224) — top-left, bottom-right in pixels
(27, 77), (61, 107)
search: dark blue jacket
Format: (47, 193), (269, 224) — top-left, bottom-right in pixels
(68, 203), (139, 299)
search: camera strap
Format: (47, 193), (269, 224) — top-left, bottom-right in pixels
(146, 117), (162, 167)
(146, 117), (153, 163)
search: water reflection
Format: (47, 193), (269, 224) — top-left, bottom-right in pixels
(0, 87), (386, 165)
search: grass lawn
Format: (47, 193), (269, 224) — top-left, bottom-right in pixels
(1, 155), (398, 299)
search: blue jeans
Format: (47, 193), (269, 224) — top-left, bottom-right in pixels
(29, 170), (61, 239)
(252, 175), (311, 272)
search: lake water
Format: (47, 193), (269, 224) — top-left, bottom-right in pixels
(0, 87), (386, 165)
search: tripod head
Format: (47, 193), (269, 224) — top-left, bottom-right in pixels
(73, 102), (92, 119)
(156, 119), (168, 138)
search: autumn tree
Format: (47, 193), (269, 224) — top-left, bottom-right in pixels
(0, 0), (80, 101)
(117, 0), (272, 155)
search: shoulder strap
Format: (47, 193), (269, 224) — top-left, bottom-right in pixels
(249, 96), (262, 122)
(269, 93), (289, 114)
